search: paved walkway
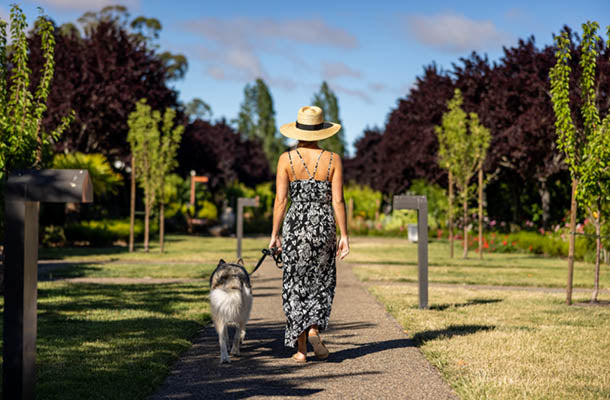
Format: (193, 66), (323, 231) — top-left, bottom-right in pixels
(149, 259), (457, 400)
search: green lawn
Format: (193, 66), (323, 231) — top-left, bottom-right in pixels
(350, 237), (610, 288)
(1, 235), (269, 400)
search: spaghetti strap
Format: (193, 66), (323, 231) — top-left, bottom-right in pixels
(288, 151), (297, 180)
(326, 152), (334, 181)
(294, 148), (325, 180)
(311, 150), (325, 179)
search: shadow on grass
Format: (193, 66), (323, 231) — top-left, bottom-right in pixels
(411, 324), (495, 345)
(429, 298), (503, 311)
(0, 282), (211, 400)
(38, 236), (189, 260)
(39, 246), (129, 260)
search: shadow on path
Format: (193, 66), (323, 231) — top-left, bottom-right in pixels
(152, 321), (382, 399)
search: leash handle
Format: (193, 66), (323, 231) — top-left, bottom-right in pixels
(263, 247), (284, 269)
(249, 247), (283, 276)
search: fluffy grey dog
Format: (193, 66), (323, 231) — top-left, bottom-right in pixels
(209, 259), (253, 364)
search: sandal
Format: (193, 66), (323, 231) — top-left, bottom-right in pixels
(291, 352), (307, 363)
(308, 335), (329, 360)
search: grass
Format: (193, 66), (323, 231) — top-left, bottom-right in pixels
(1, 282), (210, 400)
(349, 237), (610, 288)
(40, 236), (270, 279)
(369, 285), (610, 400)
(1, 235), (270, 400)
(3, 234), (609, 399)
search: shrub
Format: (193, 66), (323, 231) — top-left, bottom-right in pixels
(407, 179), (448, 229)
(224, 181), (274, 234)
(53, 153), (123, 198)
(42, 225), (67, 247)
(344, 184), (382, 220)
(63, 218), (156, 246)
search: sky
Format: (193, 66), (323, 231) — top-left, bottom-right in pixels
(5, 0), (610, 155)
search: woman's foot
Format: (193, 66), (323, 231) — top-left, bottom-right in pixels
(291, 351), (307, 363)
(307, 333), (329, 360)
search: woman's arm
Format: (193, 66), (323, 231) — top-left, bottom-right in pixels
(269, 153), (289, 251)
(331, 155), (350, 259)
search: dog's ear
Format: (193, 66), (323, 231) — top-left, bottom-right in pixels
(218, 259), (226, 266)
(237, 258), (244, 266)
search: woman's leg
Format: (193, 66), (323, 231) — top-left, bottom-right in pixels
(307, 324), (329, 359)
(293, 330), (307, 361)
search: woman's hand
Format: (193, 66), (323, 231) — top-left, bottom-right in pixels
(336, 236), (349, 260)
(269, 235), (282, 253)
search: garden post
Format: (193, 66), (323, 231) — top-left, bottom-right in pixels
(3, 169), (93, 400)
(393, 195), (428, 309)
(236, 197), (259, 259)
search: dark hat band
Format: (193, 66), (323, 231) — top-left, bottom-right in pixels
(296, 121), (325, 131)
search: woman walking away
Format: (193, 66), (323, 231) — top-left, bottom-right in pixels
(269, 105), (350, 363)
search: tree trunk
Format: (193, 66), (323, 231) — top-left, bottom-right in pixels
(160, 184), (165, 254)
(449, 170), (454, 258)
(478, 165), (483, 259)
(592, 204), (601, 303)
(538, 177), (551, 229)
(129, 154), (136, 252)
(463, 190), (468, 259)
(144, 183), (150, 253)
(566, 177), (577, 305)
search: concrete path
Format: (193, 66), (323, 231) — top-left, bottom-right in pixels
(150, 259), (457, 400)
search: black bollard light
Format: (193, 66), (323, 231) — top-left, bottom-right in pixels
(3, 169), (93, 400)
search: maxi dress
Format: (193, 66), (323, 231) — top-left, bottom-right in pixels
(281, 149), (337, 347)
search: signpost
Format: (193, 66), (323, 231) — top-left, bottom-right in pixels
(236, 197), (259, 259)
(189, 174), (209, 205)
(393, 195), (428, 309)
(3, 169), (93, 400)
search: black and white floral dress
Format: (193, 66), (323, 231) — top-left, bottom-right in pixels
(281, 149), (337, 348)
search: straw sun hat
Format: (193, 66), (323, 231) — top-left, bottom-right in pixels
(279, 106), (341, 141)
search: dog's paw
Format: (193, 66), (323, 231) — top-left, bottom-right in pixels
(219, 356), (231, 364)
(230, 347), (240, 356)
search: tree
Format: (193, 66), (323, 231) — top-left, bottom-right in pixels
(185, 98), (212, 121)
(551, 22), (610, 304)
(78, 5), (188, 81)
(312, 81), (345, 155)
(177, 118), (271, 191)
(235, 78), (285, 169)
(0, 5), (72, 176)
(154, 108), (183, 253)
(127, 99), (160, 252)
(435, 89), (490, 259)
(344, 127), (383, 186)
(27, 10), (180, 161)
(383, 64), (454, 194)
(480, 40), (564, 227)
(435, 90), (466, 258)
(469, 114), (491, 259)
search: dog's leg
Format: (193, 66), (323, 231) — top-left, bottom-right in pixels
(240, 326), (247, 344)
(217, 321), (230, 364)
(230, 324), (243, 356)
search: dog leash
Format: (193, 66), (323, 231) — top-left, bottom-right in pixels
(249, 247), (283, 276)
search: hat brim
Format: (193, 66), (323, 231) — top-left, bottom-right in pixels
(279, 121), (341, 141)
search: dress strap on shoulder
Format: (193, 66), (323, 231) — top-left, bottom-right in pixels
(287, 151), (297, 180)
(326, 152), (334, 181)
(312, 150), (325, 179)
(294, 148), (313, 179)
